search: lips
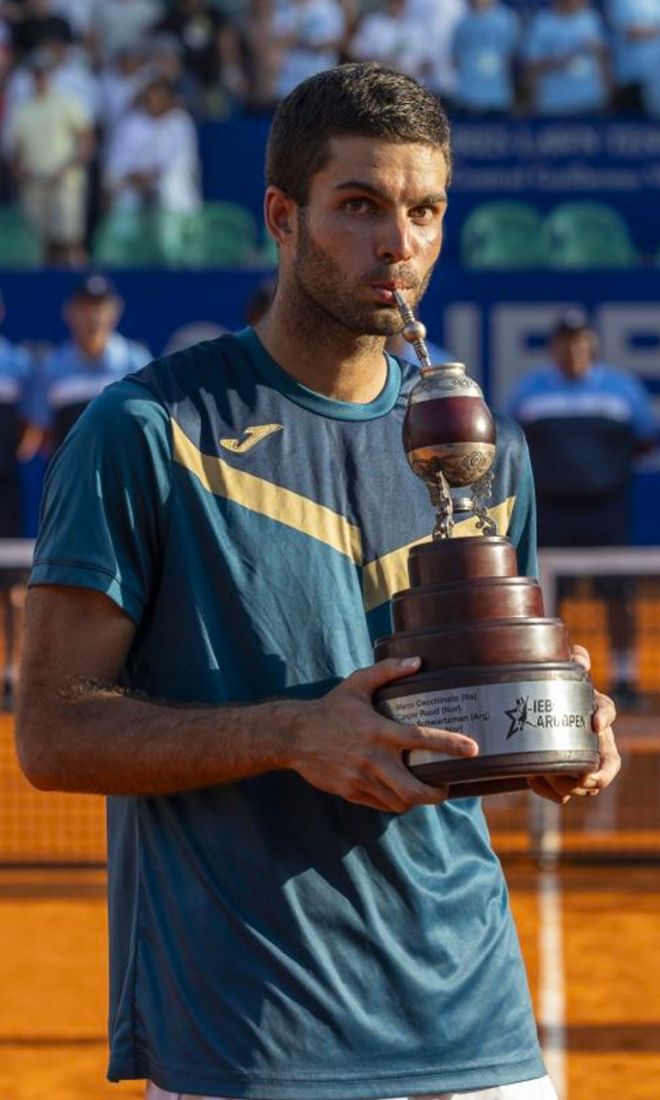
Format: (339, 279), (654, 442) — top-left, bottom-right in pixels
(370, 283), (414, 303)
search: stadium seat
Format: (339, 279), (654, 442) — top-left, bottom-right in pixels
(0, 206), (42, 268)
(542, 202), (637, 268)
(460, 201), (547, 268)
(91, 209), (164, 267)
(165, 202), (259, 268)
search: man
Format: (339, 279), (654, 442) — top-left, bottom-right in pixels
(89, 0), (163, 65)
(155, 0), (243, 112)
(506, 309), (656, 700)
(506, 310), (656, 549)
(272, 0), (346, 99)
(27, 274), (151, 454)
(6, 45), (94, 266)
(523, 0), (611, 115)
(348, 0), (431, 84)
(102, 76), (201, 216)
(607, 0), (660, 112)
(451, 0), (521, 116)
(17, 64), (619, 1100)
(9, 0), (73, 57)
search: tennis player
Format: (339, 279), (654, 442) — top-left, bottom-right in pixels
(16, 63), (619, 1100)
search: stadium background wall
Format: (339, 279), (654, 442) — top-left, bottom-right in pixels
(3, 267), (660, 543)
(194, 117), (660, 262)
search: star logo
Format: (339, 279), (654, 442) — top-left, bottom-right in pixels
(505, 696), (531, 739)
(219, 424), (283, 453)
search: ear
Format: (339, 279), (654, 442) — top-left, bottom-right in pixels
(263, 185), (297, 248)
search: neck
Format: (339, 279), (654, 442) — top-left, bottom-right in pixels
(255, 285), (388, 404)
(77, 336), (108, 360)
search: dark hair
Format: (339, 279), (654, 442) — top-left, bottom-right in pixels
(266, 63), (452, 204)
(551, 309), (591, 339)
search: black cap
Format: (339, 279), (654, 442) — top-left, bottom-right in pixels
(551, 309), (590, 338)
(69, 274), (119, 303)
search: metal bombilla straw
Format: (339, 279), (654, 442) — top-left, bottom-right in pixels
(393, 290), (434, 373)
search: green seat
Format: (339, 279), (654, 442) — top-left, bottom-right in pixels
(543, 202), (637, 268)
(166, 202), (259, 268)
(91, 209), (164, 267)
(0, 206), (43, 268)
(460, 201), (547, 269)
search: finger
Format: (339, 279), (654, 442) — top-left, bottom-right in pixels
(344, 789), (396, 812)
(570, 644), (591, 672)
(399, 723), (479, 758)
(537, 773), (576, 799)
(592, 691), (616, 733)
(345, 773), (446, 813)
(377, 759), (450, 809)
(527, 775), (571, 804)
(578, 727), (621, 790)
(536, 772), (597, 798)
(346, 657), (421, 697)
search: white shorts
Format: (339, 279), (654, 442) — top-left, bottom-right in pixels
(146, 1075), (558, 1100)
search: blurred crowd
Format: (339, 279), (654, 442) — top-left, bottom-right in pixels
(0, 0), (659, 263)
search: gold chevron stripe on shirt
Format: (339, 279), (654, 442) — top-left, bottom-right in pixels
(171, 418), (363, 561)
(362, 497), (516, 612)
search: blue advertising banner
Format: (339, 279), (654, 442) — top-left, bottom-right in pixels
(198, 117), (660, 260)
(2, 267), (657, 404)
(2, 265), (660, 540)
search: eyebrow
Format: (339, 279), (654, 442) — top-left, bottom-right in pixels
(333, 180), (447, 204)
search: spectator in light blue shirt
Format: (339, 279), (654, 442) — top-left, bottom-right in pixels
(608, 0), (660, 112)
(452, 0), (521, 115)
(26, 273), (151, 454)
(523, 0), (611, 114)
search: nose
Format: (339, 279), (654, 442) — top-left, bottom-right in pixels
(376, 213), (414, 264)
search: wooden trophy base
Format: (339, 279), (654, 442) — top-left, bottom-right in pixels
(374, 538), (599, 799)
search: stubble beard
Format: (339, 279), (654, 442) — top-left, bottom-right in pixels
(291, 213), (435, 338)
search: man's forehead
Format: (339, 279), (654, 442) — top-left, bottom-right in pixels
(315, 134), (448, 187)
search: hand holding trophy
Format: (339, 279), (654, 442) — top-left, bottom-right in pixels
(374, 294), (600, 798)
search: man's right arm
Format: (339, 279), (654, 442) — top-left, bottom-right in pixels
(16, 585), (479, 814)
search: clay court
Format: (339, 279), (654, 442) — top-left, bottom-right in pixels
(2, 703), (660, 1100)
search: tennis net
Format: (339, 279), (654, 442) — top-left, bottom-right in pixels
(2, 544), (659, 865)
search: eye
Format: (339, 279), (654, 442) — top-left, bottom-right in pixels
(343, 198), (378, 215)
(410, 204), (441, 224)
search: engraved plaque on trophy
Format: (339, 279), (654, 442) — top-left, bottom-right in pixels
(374, 294), (600, 799)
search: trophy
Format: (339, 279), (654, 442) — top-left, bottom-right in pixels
(374, 293), (599, 799)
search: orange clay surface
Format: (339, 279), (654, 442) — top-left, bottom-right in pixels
(2, 701), (660, 1100)
(0, 864), (657, 1099)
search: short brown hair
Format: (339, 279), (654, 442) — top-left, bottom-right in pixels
(266, 63), (452, 205)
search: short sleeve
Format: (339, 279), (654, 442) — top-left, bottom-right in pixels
(30, 378), (172, 625)
(625, 375), (657, 441)
(22, 356), (52, 426)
